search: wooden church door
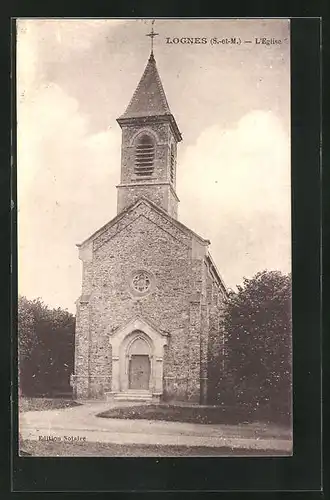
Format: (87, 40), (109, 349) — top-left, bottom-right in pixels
(129, 355), (150, 390)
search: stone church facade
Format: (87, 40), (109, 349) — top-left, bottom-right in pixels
(73, 51), (227, 403)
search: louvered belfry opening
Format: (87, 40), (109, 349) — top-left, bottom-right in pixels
(135, 134), (155, 176)
(170, 144), (175, 183)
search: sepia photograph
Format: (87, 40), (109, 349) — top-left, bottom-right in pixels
(17, 18), (292, 457)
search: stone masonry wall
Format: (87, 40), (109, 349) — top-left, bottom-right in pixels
(117, 121), (178, 217)
(93, 201), (191, 252)
(74, 302), (90, 398)
(75, 208), (207, 400)
(120, 123), (170, 184)
(117, 184), (175, 217)
(205, 263), (227, 402)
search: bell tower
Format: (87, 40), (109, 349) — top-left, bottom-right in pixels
(116, 28), (182, 219)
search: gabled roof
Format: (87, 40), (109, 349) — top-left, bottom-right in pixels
(119, 53), (172, 119)
(77, 197), (210, 249)
(205, 252), (228, 296)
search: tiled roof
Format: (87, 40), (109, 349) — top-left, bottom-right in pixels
(119, 53), (172, 119)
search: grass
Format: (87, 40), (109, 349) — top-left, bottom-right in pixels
(97, 403), (290, 428)
(20, 439), (290, 457)
(19, 397), (82, 413)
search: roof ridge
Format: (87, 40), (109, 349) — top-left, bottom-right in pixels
(77, 196), (210, 248)
(136, 197), (210, 245)
(151, 55), (171, 113)
(122, 55), (158, 117)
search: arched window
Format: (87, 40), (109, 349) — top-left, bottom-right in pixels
(170, 144), (175, 183)
(134, 134), (155, 176)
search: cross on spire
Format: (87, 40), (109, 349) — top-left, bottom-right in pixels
(146, 19), (159, 55)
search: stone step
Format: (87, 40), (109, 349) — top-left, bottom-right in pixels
(114, 392), (152, 401)
(115, 397), (152, 402)
(105, 391), (159, 402)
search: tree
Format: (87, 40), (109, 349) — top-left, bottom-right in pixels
(18, 296), (75, 397)
(18, 296), (36, 365)
(212, 271), (292, 422)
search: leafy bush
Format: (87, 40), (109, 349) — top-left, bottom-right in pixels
(18, 296), (75, 397)
(209, 271), (292, 424)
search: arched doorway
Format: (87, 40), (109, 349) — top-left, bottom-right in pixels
(127, 336), (151, 390)
(108, 317), (168, 399)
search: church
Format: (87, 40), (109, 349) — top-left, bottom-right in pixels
(72, 44), (228, 404)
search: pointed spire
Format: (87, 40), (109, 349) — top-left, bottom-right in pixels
(117, 21), (182, 142)
(119, 52), (172, 119)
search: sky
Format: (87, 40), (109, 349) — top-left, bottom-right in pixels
(17, 19), (291, 313)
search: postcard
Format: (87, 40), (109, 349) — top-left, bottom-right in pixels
(17, 18), (292, 457)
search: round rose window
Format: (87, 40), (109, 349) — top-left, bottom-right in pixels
(132, 271), (151, 293)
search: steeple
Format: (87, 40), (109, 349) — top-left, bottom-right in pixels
(117, 52), (182, 141)
(119, 53), (170, 119)
(116, 26), (182, 219)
